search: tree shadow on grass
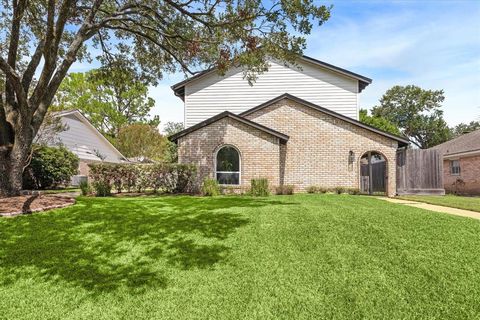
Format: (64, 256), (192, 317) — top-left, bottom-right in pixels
(0, 196), (296, 295)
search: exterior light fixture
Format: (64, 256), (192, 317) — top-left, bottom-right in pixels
(348, 151), (355, 165)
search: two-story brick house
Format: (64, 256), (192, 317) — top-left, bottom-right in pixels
(169, 56), (409, 196)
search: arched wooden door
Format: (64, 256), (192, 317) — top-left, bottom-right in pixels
(360, 151), (387, 195)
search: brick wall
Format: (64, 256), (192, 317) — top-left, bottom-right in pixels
(443, 155), (480, 195)
(178, 117), (281, 191)
(244, 98), (398, 196)
(177, 98), (400, 196)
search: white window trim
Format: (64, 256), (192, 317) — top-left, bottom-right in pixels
(214, 145), (241, 186)
(213, 144), (242, 187)
(450, 159), (461, 176)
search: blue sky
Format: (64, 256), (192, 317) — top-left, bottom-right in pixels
(72, 0), (480, 130)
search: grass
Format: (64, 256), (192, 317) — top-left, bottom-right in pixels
(0, 194), (479, 319)
(398, 194), (480, 212)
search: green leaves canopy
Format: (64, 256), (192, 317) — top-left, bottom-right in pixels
(54, 65), (159, 137)
(0, 0), (331, 196)
(371, 85), (451, 149)
(359, 109), (401, 136)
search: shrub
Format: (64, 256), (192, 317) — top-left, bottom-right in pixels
(318, 187), (329, 194)
(346, 188), (360, 195)
(23, 145), (79, 189)
(334, 186), (346, 194)
(250, 178), (270, 196)
(275, 185), (294, 195)
(93, 180), (111, 197)
(173, 164), (197, 193)
(79, 180), (91, 196)
(88, 162), (197, 195)
(202, 178), (220, 196)
(306, 186), (329, 194)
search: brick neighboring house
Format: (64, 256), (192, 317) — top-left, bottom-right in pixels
(431, 130), (480, 195)
(169, 56), (410, 196)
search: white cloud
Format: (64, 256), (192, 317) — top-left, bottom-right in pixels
(304, 2), (480, 125)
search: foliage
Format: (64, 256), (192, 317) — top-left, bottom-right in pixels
(250, 178), (270, 196)
(22, 146), (79, 190)
(79, 181), (91, 196)
(163, 122), (185, 164)
(334, 186), (346, 194)
(275, 185), (294, 195)
(346, 188), (360, 195)
(92, 181), (112, 197)
(115, 124), (168, 160)
(451, 121), (480, 137)
(202, 178), (220, 196)
(359, 109), (401, 136)
(163, 122), (185, 137)
(371, 85), (451, 148)
(88, 163), (197, 195)
(54, 67), (159, 138)
(306, 186), (333, 194)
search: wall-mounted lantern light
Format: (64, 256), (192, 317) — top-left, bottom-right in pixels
(348, 151), (355, 165)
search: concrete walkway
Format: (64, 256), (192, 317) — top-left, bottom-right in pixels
(379, 197), (480, 220)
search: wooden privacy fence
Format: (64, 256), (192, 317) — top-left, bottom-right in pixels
(396, 149), (444, 195)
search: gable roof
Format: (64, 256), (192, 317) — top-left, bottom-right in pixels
(53, 110), (128, 161)
(431, 129), (480, 157)
(240, 93), (410, 146)
(171, 54), (372, 99)
(168, 111), (289, 143)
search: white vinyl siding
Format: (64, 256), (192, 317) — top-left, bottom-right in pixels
(54, 114), (125, 163)
(184, 59), (359, 127)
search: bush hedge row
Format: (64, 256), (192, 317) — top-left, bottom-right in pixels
(88, 163), (197, 195)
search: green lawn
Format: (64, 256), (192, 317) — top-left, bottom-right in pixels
(1, 195), (479, 319)
(398, 194), (480, 212)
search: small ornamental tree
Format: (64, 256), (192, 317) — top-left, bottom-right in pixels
(0, 0), (331, 196)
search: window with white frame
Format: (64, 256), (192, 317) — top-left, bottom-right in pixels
(216, 146), (240, 185)
(450, 160), (461, 175)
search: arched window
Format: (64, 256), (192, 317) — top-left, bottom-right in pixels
(216, 146), (240, 185)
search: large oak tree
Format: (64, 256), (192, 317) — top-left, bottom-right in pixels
(0, 0), (331, 196)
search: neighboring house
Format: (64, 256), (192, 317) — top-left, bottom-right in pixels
(170, 56), (410, 196)
(48, 110), (127, 180)
(431, 130), (480, 195)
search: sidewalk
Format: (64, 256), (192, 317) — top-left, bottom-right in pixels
(379, 197), (480, 220)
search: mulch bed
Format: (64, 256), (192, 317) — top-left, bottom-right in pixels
(0, 194), (76, 217)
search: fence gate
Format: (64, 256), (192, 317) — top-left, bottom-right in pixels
(396, 149), (445, 195)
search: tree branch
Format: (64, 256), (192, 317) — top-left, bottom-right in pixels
(0, 56), (28, 111)
(5, 0), (28, 108)
(22, 40), (45, 92)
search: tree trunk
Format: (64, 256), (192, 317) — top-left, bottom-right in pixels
(0, 127), (32, 197)
(0, 153), (25, 197)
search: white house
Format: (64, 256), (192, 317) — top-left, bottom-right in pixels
(48, 110), (127, 181)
